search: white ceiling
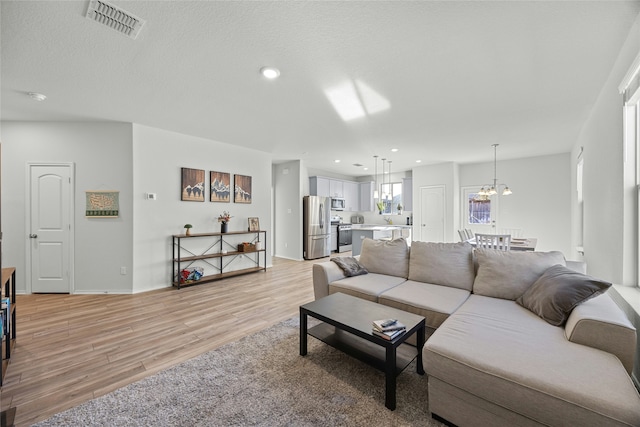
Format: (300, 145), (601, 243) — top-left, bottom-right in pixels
(2, 1), (639, 177)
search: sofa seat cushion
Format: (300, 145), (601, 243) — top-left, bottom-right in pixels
(329, 273), (407, 302)
(473, 249), (566, 300)
(424, 295), (640, 427)
(409, 241), (475, 291)
(378, 280), (470, 330)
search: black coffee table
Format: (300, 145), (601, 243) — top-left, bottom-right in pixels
(300, 292), (426, 410)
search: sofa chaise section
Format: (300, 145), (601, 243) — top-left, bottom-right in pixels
(424, 293), (640, 427)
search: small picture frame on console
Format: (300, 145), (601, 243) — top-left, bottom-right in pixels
(248, 217), (260, 232)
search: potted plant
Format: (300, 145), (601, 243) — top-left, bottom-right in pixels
(397, 203), (403, 215)
(376, 201), (385, 214)
(217, 211), (233, 233)
(184, 223), (193, 236)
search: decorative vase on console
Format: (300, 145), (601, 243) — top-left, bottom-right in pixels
(217, 211), (232, 233)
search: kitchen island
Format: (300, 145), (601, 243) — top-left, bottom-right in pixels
(351, 225), (412, 256)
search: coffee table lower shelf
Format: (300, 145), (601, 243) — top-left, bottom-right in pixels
(308, 322), (419, 375)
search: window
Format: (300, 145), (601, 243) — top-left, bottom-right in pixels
(380, 182), (402, 214)
(468, 194), (491, 224)
(620, 52), (640, 286)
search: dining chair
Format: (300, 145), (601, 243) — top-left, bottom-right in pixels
(475, 234), (511, 251)
(464, 229), (474, 240)
(458, 230), (468, 242)
(499, 228), (522, 238)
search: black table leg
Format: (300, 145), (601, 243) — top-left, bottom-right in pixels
(385, 345), (396, 410)
(300, 309), (308, 356)
(416, 322), (425, 375)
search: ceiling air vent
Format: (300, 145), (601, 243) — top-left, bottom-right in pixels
(86, 0), (145, 39)
(353, 163), (363, 167)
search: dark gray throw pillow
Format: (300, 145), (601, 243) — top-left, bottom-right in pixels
(331, 257), (368, 277)
(516, 264), (611, 326)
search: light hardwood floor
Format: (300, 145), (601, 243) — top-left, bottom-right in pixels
(1, 256), (329, 426)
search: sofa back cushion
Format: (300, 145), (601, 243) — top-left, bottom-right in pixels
(409, 241), (475, 291)
(359, 238), (409, 278)
(473, 249), (566, 300)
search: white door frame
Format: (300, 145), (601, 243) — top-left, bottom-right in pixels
(25, 163), (76, 294)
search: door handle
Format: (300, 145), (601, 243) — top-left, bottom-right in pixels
(29, 234), (38, 238)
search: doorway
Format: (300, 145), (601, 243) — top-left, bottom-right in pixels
(27, 163), (74, 293)
(419, 186), (445, 242)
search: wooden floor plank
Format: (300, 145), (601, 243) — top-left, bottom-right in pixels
(0, 255), (334, 426)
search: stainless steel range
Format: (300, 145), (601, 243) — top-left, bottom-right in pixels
(331, 221), (351, 252)
(337, 223), (352, 253)
(330, 216), (352, 253)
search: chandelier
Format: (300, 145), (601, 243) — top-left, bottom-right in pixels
(476, 144), (512, 201)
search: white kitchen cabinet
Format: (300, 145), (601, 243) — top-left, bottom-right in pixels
(343, 181), (359, 211)
(330, 180), (344, 198)
(310, 176), (331, 197)
(402, 177), (413, 211)
(359, 181), (374, 212)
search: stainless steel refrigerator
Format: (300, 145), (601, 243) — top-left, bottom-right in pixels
(303, 196), (331, 260)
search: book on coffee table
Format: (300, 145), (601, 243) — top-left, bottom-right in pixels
(372, 328), (405, 340)
(372, 319), (406, 332)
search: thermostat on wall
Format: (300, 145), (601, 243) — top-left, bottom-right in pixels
(146, 193), (157, 200)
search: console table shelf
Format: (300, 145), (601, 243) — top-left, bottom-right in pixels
(172, 231), (266, 289)
(0, 268), (16, 386)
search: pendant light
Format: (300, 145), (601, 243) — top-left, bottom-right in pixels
(387, 160), (392, 201)
(476, 144), (512, 200)
(381, 158), (387, 200)
(373, 155), (379, 199)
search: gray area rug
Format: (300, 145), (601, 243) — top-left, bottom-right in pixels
(35, 317), (445, 426)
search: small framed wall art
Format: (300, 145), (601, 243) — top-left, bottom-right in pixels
(181, 167), (205, 202)
(86, 190), (119, 217)
(234, 174), (252, 204)
(210, 171), (231, 203)
(248, 217), (260, 232)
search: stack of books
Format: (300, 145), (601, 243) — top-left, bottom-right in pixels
(372, 318), (406, 340)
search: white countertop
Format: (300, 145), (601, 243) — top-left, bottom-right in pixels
(351, 224), (412, 231)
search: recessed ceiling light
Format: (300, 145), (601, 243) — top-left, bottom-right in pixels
(363, 167), (369, 171)
(391, 148), (398, 152)
(28, 92), (47, 101)
(416, 160), (422, 163)
(260, 67), (280, 79)
(334, 159), (341, 163)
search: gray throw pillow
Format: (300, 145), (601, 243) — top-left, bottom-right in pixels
(473, 249), (566, 300)
(331, 257), (368, 277)
(516, 264), (611, 326)
(359, 238), (409, 278)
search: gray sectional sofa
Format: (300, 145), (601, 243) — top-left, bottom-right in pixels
(312, 237), (640, 427)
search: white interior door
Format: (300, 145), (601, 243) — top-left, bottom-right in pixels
(28, 164), (74, 293)
(420, 186), (445, 242)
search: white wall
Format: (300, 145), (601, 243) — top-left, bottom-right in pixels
(411, 154), (571, 254)
(273, 160), (303, 261)
(1, 121), (134, 293)
(132, 124), (273, 293)
(0, 121), (273, 294)
(412, 162), (459, 242)
(460, 154), (571, 255)
(572, 13), (640, 285)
